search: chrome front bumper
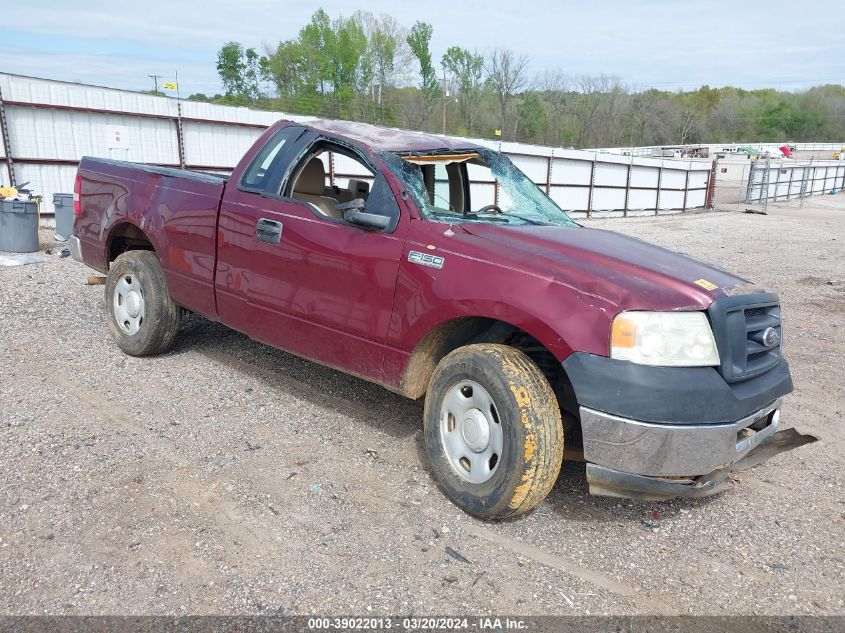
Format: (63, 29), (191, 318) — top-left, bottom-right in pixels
(580, 399), (784, 477)
(580, 398), (817, 500)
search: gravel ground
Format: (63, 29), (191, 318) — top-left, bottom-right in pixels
(1, 195), (843, 616)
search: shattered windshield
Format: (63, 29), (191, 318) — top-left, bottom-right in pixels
(381, 148), (578, 228)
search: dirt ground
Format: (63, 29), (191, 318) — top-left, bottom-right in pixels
(1, 194), (843, 617)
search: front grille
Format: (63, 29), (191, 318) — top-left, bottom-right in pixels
(708, 294), (782, 383)
(741, 304), (782, 377)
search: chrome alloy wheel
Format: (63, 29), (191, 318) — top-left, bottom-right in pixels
(439, 380), (504, 484)
(113, 274), (145, 335)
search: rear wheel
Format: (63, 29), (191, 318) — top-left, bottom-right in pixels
(106, 250), (181, 356)
(423, 344), (564, 520)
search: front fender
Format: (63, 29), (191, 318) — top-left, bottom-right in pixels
(390, 235), (616, 360)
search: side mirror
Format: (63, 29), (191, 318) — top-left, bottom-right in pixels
(335, 198), (366, 214)
(336, 198), (390, 230)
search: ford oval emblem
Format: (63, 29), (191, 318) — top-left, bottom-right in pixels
(762, 327), (780, 348)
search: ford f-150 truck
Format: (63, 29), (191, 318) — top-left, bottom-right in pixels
(69, 119), (815, 519)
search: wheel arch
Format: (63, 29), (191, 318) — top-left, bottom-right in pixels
(105, 221), (158, 268)
(399, 315), (576, 409)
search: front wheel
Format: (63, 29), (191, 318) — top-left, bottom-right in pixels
(106, 250), (182, 356)
(423, 344), (564, 520)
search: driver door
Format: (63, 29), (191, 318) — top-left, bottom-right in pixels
(216, 133), (408, 383)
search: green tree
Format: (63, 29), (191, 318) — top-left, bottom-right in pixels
(758, 101), (813, 139)
(407, 21), (440, 125)
(369, 25), (397, 96)
(210, 9), (845, 148)
(516, 93), (545, 140)
(441, 46), (484, 132)
(326, 15), (370, 105)
(299, 9), (333, 95)
(352, 12), (408, 100)
(216, 41), (266, 100)
(265, 40), (306, 98)
(217, 41), (246, 97)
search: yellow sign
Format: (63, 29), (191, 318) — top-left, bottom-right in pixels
(494, 129), (502, 137)
(694, 278), (719, 291)
(163, 81), (178, 91)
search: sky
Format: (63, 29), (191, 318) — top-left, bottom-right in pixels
(1, 0), (843, 97)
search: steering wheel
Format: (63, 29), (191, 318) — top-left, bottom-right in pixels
(476, 204), (502, 215)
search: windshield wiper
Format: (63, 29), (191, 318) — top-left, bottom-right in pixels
(429, 209), (547, 226)
(477, 211), (547, 226)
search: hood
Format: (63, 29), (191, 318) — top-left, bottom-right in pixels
(458, 223), (753, 311)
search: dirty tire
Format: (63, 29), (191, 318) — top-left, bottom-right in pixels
(424, 343), (564, 520)
(106, 250), (182, 356)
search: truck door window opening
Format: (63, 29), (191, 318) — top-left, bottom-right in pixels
(285, 143), (399, 230)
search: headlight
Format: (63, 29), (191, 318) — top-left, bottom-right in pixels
(610, 311), (720, 367)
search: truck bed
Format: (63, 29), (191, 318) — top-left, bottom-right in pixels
(81, 157), (229, 185)
(75, 156), (228, 320)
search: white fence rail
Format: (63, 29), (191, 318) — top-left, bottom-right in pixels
(1, 72), (716, 224)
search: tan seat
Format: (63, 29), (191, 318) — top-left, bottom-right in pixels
(293, 159), (340, 218)
(346, 178), (370, 201)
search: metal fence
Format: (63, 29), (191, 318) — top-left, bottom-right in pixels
(0, 72), (714, 224)
(745, 159), (845, 204)
(598, 142), (845, 158)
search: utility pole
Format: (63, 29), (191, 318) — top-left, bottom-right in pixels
(148, 74), (162, 94)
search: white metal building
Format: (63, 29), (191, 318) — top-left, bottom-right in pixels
(1, 72), (718, 223)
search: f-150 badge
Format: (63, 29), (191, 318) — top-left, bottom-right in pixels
(408, 250), (444, 269)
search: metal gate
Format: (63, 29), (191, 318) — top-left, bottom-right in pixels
(746, 159), (845, 204)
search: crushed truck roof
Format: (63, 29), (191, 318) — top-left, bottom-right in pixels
(302, 118), (484, 153)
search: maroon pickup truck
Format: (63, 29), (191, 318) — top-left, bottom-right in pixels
(69, 119), (814, 519)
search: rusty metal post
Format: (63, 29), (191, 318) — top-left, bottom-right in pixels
(586, 158), (596, 218)
(545, 154), (552, 194)
(786, 162), (795, 200)
(624, 159), (632, 217)
(0, 85), (15, 186)
(175, 100), (186, 169)
(655, 166), (663, 215)
(682, 169), (690, 212)
(704, 159), (717, 209)
(328, 151), (335, 187)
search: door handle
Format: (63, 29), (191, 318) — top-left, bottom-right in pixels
(256, 218), (283, 244)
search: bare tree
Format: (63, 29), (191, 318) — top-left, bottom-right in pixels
(537, 69), (570, 145)
(486, 48), (530, 139)
(677, 107), (698, 144)
(573, 76), (606, 147)
(628, 89), (664, 146)
(572, 75), (630, 147)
